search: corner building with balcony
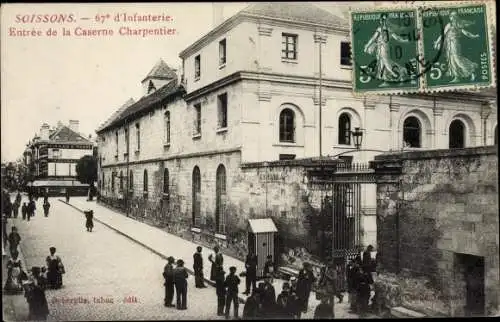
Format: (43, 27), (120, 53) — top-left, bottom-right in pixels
(96, 3), (497, 261)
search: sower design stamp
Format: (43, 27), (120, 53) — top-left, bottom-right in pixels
(421, 3), (494, 91)
(351, 8), (420, 94)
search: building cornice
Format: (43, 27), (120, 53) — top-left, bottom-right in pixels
(179, 13), (348, 59)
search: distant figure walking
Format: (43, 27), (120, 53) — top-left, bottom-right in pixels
(27, 199), (36, 221)
(21, 202), (27, 220)
(193, 246), (206, 288)
(46, 247), (64, 289)
(215, 268), (226, 316)
(7, 226), (21, 257)
(65, 189), (70, 203)
(85, 210), (94, 232)
(174, 259), (188, 310)
(243, 251), (258, 295)
(209, 246), (224, 281)
(12, 201), (20, 218)
(263, 255), (275, 284)
(42, 201), (50, 217)
(296, 262), (316, 313)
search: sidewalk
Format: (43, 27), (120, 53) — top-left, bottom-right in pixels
(61, 197), (369, 319)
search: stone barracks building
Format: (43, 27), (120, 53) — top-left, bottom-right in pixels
(96, 3), (497, 260)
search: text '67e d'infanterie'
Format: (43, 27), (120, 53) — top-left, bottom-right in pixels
(8, 13), (177, 38)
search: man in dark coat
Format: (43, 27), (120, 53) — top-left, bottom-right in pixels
(174, 259), (188, 310)
(8, 226), (21, 257)
(209, 246), (223, 281)
(193, 246), (206, 288)
(27, 199), (36, 221)
(15, 192), (21, 206)
(12, 201), (20, 218)
(276, 282), (299, 319)
(215, 268), (226, 316)
(260, 274), (276, 318)
(42, 201), (50, 217)
(4, 198), (12, 218)
(163, 256), (176, 307)
(21, 202), (27, 220)
(356, 266), (374, 317)
(296, 262), (316, 313)
(243, 289), (261, 319)
(347, 259), (359, 312)
(243, 251), (258, 295)
(25, 267), (50, 321)
(224, 266), (240, 319)
(314, 295), (334, 319)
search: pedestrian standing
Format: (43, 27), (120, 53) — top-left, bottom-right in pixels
(260, 274), (276, 318)
(85, 210), (94, 232)
(224, 266), (240, 319)
(7, 227), (21, 257)
(162, 256), (176, 307)
(2, 214), (8, 245)
(4, 251), (25, 294)
(193, 246), (206, 288)
(243, 251), (258, 295)
(296, 262), (316, 313)
(21, 202), (27, 220)
(215, 268), (226, 316)
(46, 247), (64, 289)
(5, 198), (12, 218)
(43, 191), (49, 205)
(15, 192), (21, 206)
(24, 267), (49, 321)
(65, 189), (70, 203)
(209, 246), (224, 281)
(174, 259), (188, 310)
(276, 282), (299, 319)
(42, 201), (50, 217)
(242, 289), (261, 319)
(314, 296), (334, 319)
(27, 199), (36, 220)
(263, 255), (275, 283)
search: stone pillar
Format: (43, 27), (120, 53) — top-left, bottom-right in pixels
(370, 156), (403, 273)
(389, 101), (400, 150)
(433, 98), (444, 149)
(480, 102), (493, 146)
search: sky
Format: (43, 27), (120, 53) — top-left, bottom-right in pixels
(1, 1), (494, 162)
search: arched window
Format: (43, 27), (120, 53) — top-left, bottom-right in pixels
(192, 166), (201, 227)
(111, 171), (115, 192)
(119, 171), (124, 192)
(215, 164), (227, 234)
(143, 169), (148, 198)
(403, 116), (421, 148)
(449, 120), (466, 149)
(279, 108), (295, 142)
(495, 125), (498, 145)
(163, 168), (169, 195)
(338, 113), (351, 145)
(164, 111), (171, 144)
(129, 170), (134, 196)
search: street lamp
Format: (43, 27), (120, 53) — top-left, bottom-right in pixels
(351, 127), (364, 150)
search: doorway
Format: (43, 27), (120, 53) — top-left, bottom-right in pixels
(458, 254), (485, 316)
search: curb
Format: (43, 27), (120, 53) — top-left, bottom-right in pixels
(59, 199), (247, 305)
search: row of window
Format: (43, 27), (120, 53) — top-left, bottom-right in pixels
(114, 124), (141, 157)
(102, 164), (228, 234)
(193, 35), (351, 80)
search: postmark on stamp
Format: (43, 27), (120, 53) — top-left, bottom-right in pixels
(421, 3), (494, 91)
(350, 8), (421, 94)
(350, 1), (495, 95)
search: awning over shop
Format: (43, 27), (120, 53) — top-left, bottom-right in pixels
(248, 218), (278, 234)
(32, 180), (89, 187)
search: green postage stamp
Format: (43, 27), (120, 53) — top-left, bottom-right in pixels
(350, 1), (495, 95)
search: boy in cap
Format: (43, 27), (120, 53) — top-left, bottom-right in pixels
(163, 256), (176, 307)
(224, 266), (240, 319)
(174, 259), (188, 310)
(260, 273), (276, 318)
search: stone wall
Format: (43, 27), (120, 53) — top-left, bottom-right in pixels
(372, 146), (499, 316)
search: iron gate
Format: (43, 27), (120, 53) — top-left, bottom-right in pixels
(307, 162), (377, 292)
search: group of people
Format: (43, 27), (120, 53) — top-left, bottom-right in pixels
(346, 245), (377, 317)
(2, 191), (37, 221)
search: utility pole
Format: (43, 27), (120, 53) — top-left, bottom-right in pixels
(319, 35), (323, 158)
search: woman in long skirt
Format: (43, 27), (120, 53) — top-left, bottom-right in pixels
(46, 247), (64, 289)
(24, 267), (50, 320)
(4, 251), (26, 294)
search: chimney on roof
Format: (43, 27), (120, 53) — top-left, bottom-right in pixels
(213, 3), (224, 28)
(40, 123), (50, 140)
(69, 120), (79, 133)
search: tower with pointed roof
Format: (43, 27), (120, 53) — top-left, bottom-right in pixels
(141, 59), (178, 95)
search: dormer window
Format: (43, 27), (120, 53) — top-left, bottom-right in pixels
(194, 55), (201, 80)
(147, 80), (156, 94)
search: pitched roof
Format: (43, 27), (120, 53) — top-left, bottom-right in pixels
(49, 125), (92, 144)
(141, 59), (178, 83)
(240, 2), (348, 29)
(99, 79), (185, 133)
(248, 218), (278, 234)
(96, 98), (135, 132)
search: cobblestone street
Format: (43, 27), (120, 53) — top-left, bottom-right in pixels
(7, 195), (225, 321)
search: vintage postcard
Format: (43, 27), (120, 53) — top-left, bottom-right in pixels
(1, 2), (498, 321)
